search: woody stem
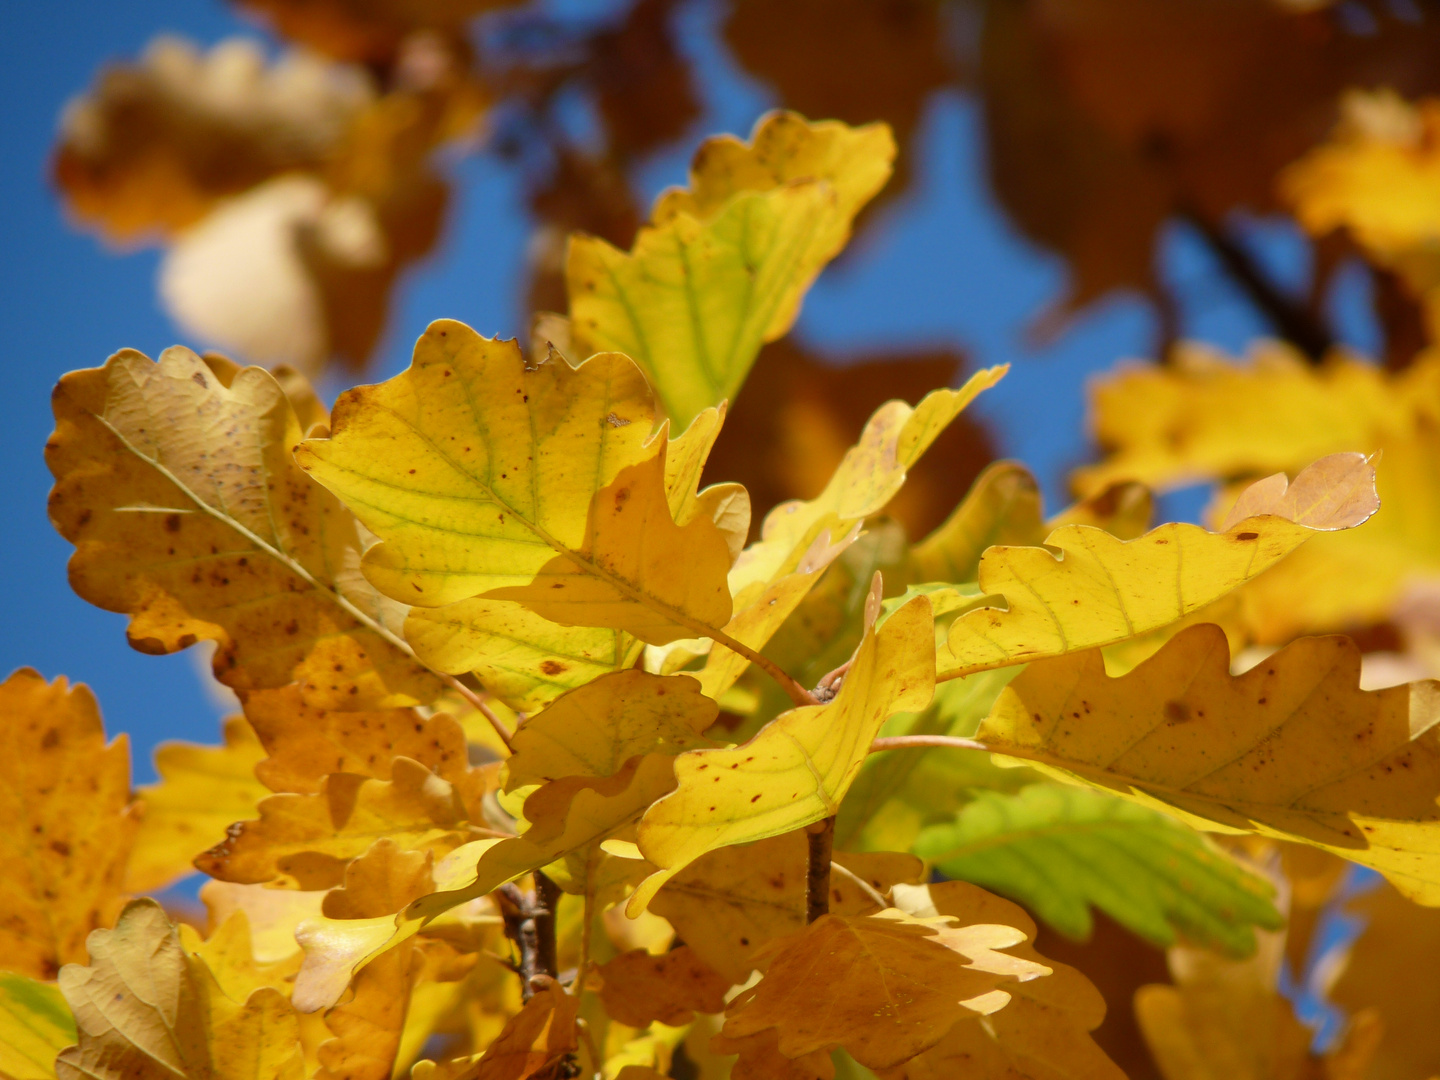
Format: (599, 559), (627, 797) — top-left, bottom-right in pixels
(497, 870), (563, 1000)
(806, 816), (836, 923)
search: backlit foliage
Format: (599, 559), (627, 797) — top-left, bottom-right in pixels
(21, 2), (1440, 1079)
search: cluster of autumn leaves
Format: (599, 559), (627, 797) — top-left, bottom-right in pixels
(10, 101), (1440, 1080)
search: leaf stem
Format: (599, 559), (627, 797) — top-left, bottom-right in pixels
(869, 734), (989, 753)
(830, 860), (887, 910)
(440, 674), (515, 750)
(806, 816), (836, 923)
(711, 628), (819, 707)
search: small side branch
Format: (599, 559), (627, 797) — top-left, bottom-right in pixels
(1184, 211), (1335, 362)
(711, 628), (819, 707)
(806, 817), (836, 923)
(497, 870), (563, 1000)
(870, 734), (989, 753)
(442, 674), (515, 750)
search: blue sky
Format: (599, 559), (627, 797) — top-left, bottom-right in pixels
(0, 0), (1352, 778)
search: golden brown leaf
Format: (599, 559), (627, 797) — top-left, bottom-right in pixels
(978, 621), (1440, 902)
(651, 834), (922, 984)
(315, 843), (436, 1080)
(700, 339), (995, 545)
(56, 899), (306, 1080)
(52, 36), (372, 241)
(234, 0), (516, 65)
(504, 670), (717, 790)
(1330, 883), (1440, 1080)
(47, 347), (440, 709)
(0, 669), (137, 980)
(596, 946), (730, 1029)
(981, 0), (1440, 327)
(197, 758), (471, 889)
(128, 715), (270, 893)
(473, 978), (577, 1080)
(487, 446), (735, 645)
(1135, 934), (1320, 1080)
(720, 902), (1051, 1071)
(724, 0), (952, 216)
(242, 685), (481, 815)
(942, 453), (1378, 679)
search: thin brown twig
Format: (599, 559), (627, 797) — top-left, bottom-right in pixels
(869, 734), (989, 753)
(1181, 209), (1335, 363)
(711, 628), (819, 707)
(440, 673), (515, 750)
(496, 872), (562, 1001)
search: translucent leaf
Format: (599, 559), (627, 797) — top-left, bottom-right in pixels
(978, 621), (1440, 903)
(567, 111), (895, 428)
(913, 785), (1281, 953)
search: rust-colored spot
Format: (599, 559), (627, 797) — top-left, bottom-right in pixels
(1163, 700), (1191, 724)
(1235, 532), (1259, 541)
(540, 660), (566, 675)
(165, 513), (182, 533)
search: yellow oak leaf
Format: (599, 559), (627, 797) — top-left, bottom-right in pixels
(179, 911), (302, 1004)
(1329, 883), (1440, 1080)
(0, 972), (76, 1080)
(1282, 90), (1440, 339)
(405, 600), (645, 714)
(1135, 931), (1357, 1080)
(630, 594), (935, 914)
(1077, 345), (1440, 643)
(977, 621), (1440, 903)
(720, 901), (1051, 1072)
(240, 685), (486, 815)
(473, 979), (577, 1080)
(314, 842), (436, 1080)
(199, 882), (326, 965)
(504, 670), (717, 789)
(296, 321), (738, 708)
(879, 881), (1123, 1080)
(650, 833), (923, 984)
(595, 946), (730, 1028)
(940, 453), (1379, 679)
(487, 446), (734, 645)
(0, 669), (137, 980)
(46, 347), (439, 709)
(291, 755), (676, 1011)
(567, 111), (896, 428)
(196, 757), (472, 889)
(128, 715), (270, 893)
(1074, 343), (1434, 496)
(296, 323), (661, 608)
(908, 461), (1048, 585)
(909, 459), (1152, 593)
(56, 899), (306, 1080)
(697, 369), (1002, 696)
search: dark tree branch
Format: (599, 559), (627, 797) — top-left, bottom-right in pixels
(497, 871), (563, 1001)
(1183, 210), (1336, 363)
(806, 817), (836, 923)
